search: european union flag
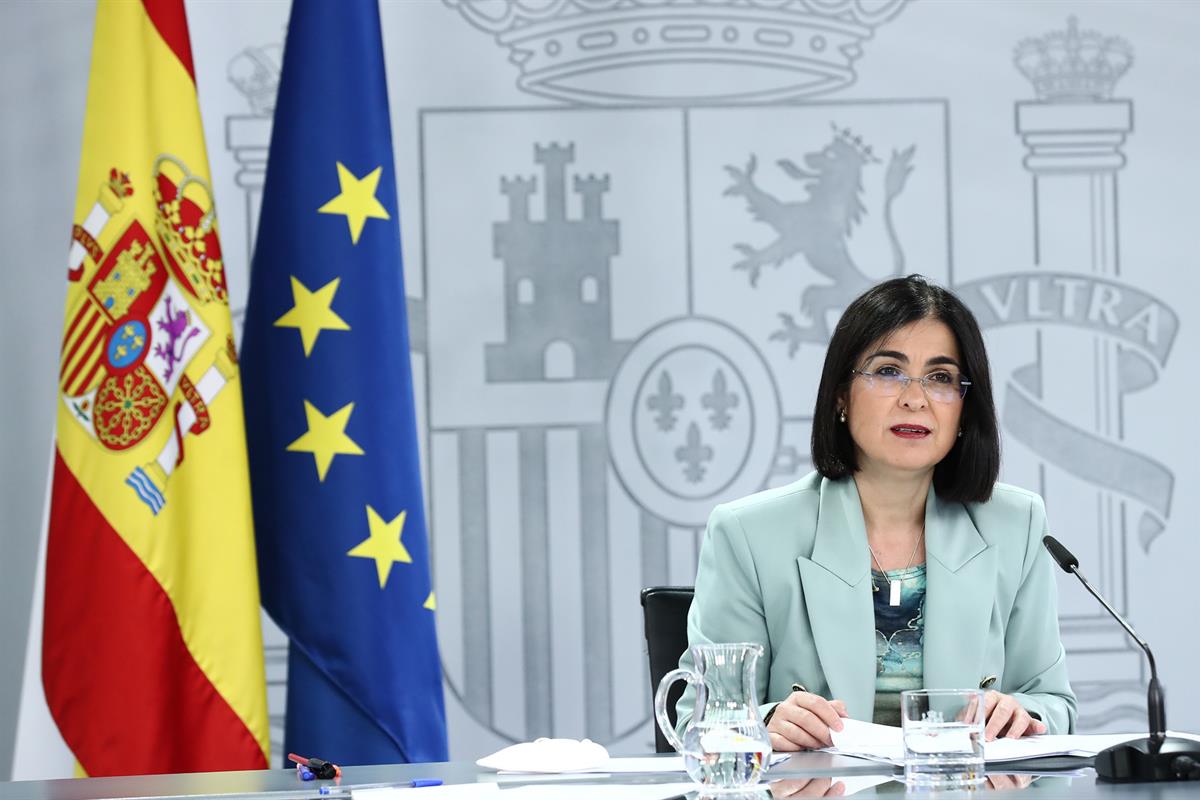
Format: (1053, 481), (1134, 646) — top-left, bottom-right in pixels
(240, 0), (447, 765)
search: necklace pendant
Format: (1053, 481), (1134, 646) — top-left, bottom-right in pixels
(889, 579), (902, 607)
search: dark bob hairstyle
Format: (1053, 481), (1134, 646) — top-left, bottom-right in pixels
(810, 274), (1000, 503)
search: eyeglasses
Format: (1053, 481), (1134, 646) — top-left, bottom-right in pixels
(850, 367), (971, 404)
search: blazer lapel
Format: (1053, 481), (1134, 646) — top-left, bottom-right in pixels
(922, 490), (997, 693)
(796, 478), (876, 722)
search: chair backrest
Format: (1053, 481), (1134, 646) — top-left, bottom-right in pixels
(640, 586), (695, 754)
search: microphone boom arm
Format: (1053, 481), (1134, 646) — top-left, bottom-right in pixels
(1064, 561), (1165, 746)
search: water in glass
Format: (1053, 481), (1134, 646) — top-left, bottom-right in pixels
(901, 689), (986, 788)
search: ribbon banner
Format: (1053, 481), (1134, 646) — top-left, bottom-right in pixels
(957, 272), (1178, 550)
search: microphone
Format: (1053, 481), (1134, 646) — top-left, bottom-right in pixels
(1043, 535), (1200, 783)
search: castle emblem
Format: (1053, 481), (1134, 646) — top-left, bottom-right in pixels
(488, 143), (629, 381)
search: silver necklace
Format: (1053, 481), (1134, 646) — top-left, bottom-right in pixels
(869, 529), (924, 607)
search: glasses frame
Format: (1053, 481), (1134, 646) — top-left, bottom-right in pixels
(849, 368), (972, 403)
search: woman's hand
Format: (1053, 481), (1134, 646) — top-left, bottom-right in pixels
(767, 691), (848, 751)
(984, 774), (1035, 791)
(769, 777), (846, 797)
(981, 690), (1047, 741)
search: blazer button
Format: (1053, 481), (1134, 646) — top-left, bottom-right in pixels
(979, 675), (998, 689)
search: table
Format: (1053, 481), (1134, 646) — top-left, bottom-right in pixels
(1, 752), (1197, 799)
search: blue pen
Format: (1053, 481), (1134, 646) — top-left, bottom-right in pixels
(317, 779), (444, 795)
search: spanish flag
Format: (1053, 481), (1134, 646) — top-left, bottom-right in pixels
(44, 0), (269, 776)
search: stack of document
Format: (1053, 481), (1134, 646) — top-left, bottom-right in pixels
(828, 719), (1200, 765)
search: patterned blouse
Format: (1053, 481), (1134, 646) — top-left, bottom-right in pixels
(872, 563), (926, 726)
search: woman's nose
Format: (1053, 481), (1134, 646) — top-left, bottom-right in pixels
(898, 378), (928, 409)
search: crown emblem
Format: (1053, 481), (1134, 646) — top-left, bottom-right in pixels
(1014, 16), (1132, 102)
(227, 43), (283, 115)
(831, 123), (879, 163)
(445, 0), (910, 104)
(152, 155), (227, 304)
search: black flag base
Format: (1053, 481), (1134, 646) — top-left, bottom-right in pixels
(1095, 736), (1200, 782)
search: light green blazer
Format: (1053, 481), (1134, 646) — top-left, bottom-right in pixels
(675, 471), (1076, 736)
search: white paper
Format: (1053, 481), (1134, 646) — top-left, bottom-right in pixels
(589, 752), (790, 773)
(828, 719), (1200, 765)
(492, 771), (617, 783)
(498, 782), (699, 799)
(490, 752), (790, 775)
(749, 773), (892, 798)
(838, 775), (898, 795)
(352, 784), (500, 799)
(589, 756), (687, 774)
(477, 738), (610, 772)
(828, 719), (905, 763)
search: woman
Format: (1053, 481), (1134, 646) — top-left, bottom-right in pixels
(674, 275), (1075, 751)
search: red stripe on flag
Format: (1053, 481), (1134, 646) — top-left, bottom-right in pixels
(71, 353), (106, 399)
(43, 451), (266, 776)
(62, 335), (103, 394)
(61, 304), (95, 354)
(60, 308), (100, 378)
(141, 0), (196, 83)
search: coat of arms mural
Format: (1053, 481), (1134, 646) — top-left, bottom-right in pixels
(216, 1), (1177, 754)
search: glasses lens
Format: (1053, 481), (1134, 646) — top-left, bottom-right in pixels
(924, 373), (967, 403)
(863, 372), (906, 396)
(927, 384), (957, 403)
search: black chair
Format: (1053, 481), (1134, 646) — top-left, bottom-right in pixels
(640, 586), (695, 753)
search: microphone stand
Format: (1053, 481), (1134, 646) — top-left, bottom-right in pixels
(1044, 536), (1200, 782)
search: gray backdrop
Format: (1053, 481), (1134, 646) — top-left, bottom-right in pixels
(2, 0), (1198, 780)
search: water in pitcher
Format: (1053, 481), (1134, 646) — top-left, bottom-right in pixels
(681, 720), (772, 790)
(654, 642), (774, 793)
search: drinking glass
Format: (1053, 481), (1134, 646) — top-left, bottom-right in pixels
(901, 689), (986, 788)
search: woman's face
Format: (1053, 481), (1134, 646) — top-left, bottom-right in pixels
(843, 318), (965, 479)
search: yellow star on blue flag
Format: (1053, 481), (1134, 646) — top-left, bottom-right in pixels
(347, 506), (413, 589)
(317, 162), (390, 245)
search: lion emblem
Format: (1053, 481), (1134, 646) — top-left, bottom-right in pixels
(724, 125), (915, 355)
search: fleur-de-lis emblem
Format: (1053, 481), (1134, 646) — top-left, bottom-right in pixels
(701, 368), (740, 431)
(646, 370), (685, 431)
(675, 421), (714, 484)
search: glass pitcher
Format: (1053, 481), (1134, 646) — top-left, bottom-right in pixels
(654, 642), (773, 792)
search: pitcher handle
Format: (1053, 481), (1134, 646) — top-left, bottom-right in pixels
(654, 667), (706, 756)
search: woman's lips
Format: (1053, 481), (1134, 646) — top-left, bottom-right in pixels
(890, 425), (931, 439)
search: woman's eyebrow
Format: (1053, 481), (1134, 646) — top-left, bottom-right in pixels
(925, 355), (962, 368)
(864, 349), (908, 362)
